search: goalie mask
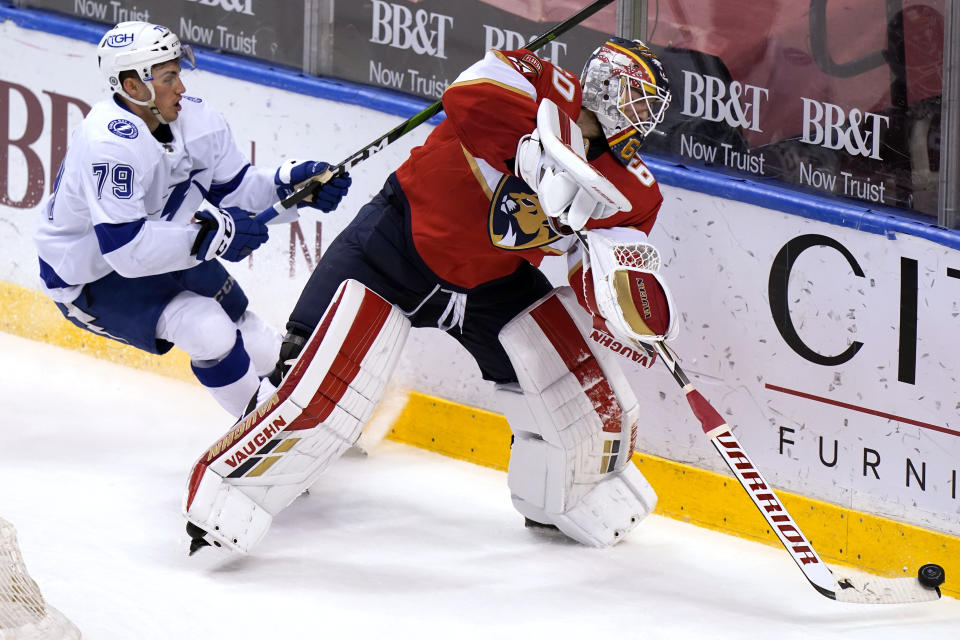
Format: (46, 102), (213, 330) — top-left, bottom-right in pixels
(580, 37), (671, 166)
(97, 21), (196, 123)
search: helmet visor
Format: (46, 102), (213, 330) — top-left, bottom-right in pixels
(148, 45), (196, 85)
(618, 76), (669, 137)
(179, 44), (197, 72)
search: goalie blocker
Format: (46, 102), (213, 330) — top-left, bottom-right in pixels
(498, 287), (657, 546)
(183, 280), (410, 553)
(516, 98), (631, 232)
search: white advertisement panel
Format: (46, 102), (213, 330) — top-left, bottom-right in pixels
(2, 20), (958, 536)
(636, 189), (960, 537)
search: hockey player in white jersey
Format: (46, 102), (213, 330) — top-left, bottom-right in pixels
(34, 21), (352, 417)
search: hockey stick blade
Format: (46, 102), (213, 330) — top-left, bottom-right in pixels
(651, 342), (943, 605)
(254, 0), (615, 224)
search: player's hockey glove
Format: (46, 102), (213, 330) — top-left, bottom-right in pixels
(578, 228), (678, 347)
(191, 207), (269, 262)
(274, 159), (353, 213)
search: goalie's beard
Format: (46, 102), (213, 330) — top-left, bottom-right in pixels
(584, 131), (610, 161)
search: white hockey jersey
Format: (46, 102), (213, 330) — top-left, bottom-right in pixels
(35, 95), (292, 303)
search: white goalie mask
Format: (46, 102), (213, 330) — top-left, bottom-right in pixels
(97, 21), (196, 123)
(581, 37), (671, 166)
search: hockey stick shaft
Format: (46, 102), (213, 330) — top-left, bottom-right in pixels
(650, 341), (941, 603)
(652, 339), (836, 594)
(255, 0), (616, 223)
(651, 342), (831, 593)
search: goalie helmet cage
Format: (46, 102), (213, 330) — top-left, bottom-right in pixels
(0, 518), (80, 640)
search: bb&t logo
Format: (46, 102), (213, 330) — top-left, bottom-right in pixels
(680, 70), (769, 132)
(800, 98), (889, 160)
(370, 0), (454, 59)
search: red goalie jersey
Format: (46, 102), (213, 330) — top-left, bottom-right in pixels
(394, 49), (664, 290)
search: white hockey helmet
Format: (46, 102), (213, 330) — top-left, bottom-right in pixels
(97, 21), (195, 120)
(581, 37), (671, 165)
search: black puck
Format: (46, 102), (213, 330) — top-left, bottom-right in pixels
(918, 563), (946, 588)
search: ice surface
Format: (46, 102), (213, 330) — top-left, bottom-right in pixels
(1, 332), (959, 639)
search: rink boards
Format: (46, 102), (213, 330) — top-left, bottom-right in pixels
(1, 9), (959, 595)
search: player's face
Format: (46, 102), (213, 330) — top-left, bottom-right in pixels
(150, 61), (186, 122)
(620, 80), (651, 124)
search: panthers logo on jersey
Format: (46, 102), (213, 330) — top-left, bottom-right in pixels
(488, 175), (561, 251)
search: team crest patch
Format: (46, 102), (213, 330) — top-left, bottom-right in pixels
(107, 119), (138, 139)
(103, 32), (134, 48)
(488, 175), (561, 251)
(518, 53), (543, 75)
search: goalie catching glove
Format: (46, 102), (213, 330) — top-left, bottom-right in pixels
(575, 227), (678, 346)
(191, 207), (269, 262)
(516, 98), (631, 231)
(275, 159), (352, 213)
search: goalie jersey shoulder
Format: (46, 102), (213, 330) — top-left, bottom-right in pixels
(449, 50), (538, 102)
(500, 49), (582, 116)
(448, 49), (581, 116)
(586, 152), (663, 233)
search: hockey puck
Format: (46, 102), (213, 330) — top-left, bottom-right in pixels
(918, 563), (946, 589)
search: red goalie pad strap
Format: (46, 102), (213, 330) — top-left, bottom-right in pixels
(568, 259), (600, 317)
(569, 259), (618, 339)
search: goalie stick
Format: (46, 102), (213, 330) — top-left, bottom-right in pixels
(650, 341), (944, 604)
(570, 229), (945, 604)
(254, 0), (616, 223)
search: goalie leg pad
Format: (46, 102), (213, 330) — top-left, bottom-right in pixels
(559, 463), (658, 547)
(183, 279), (411, 553)
(498, 287), (657, 547)
(186, 464), (273, 553)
